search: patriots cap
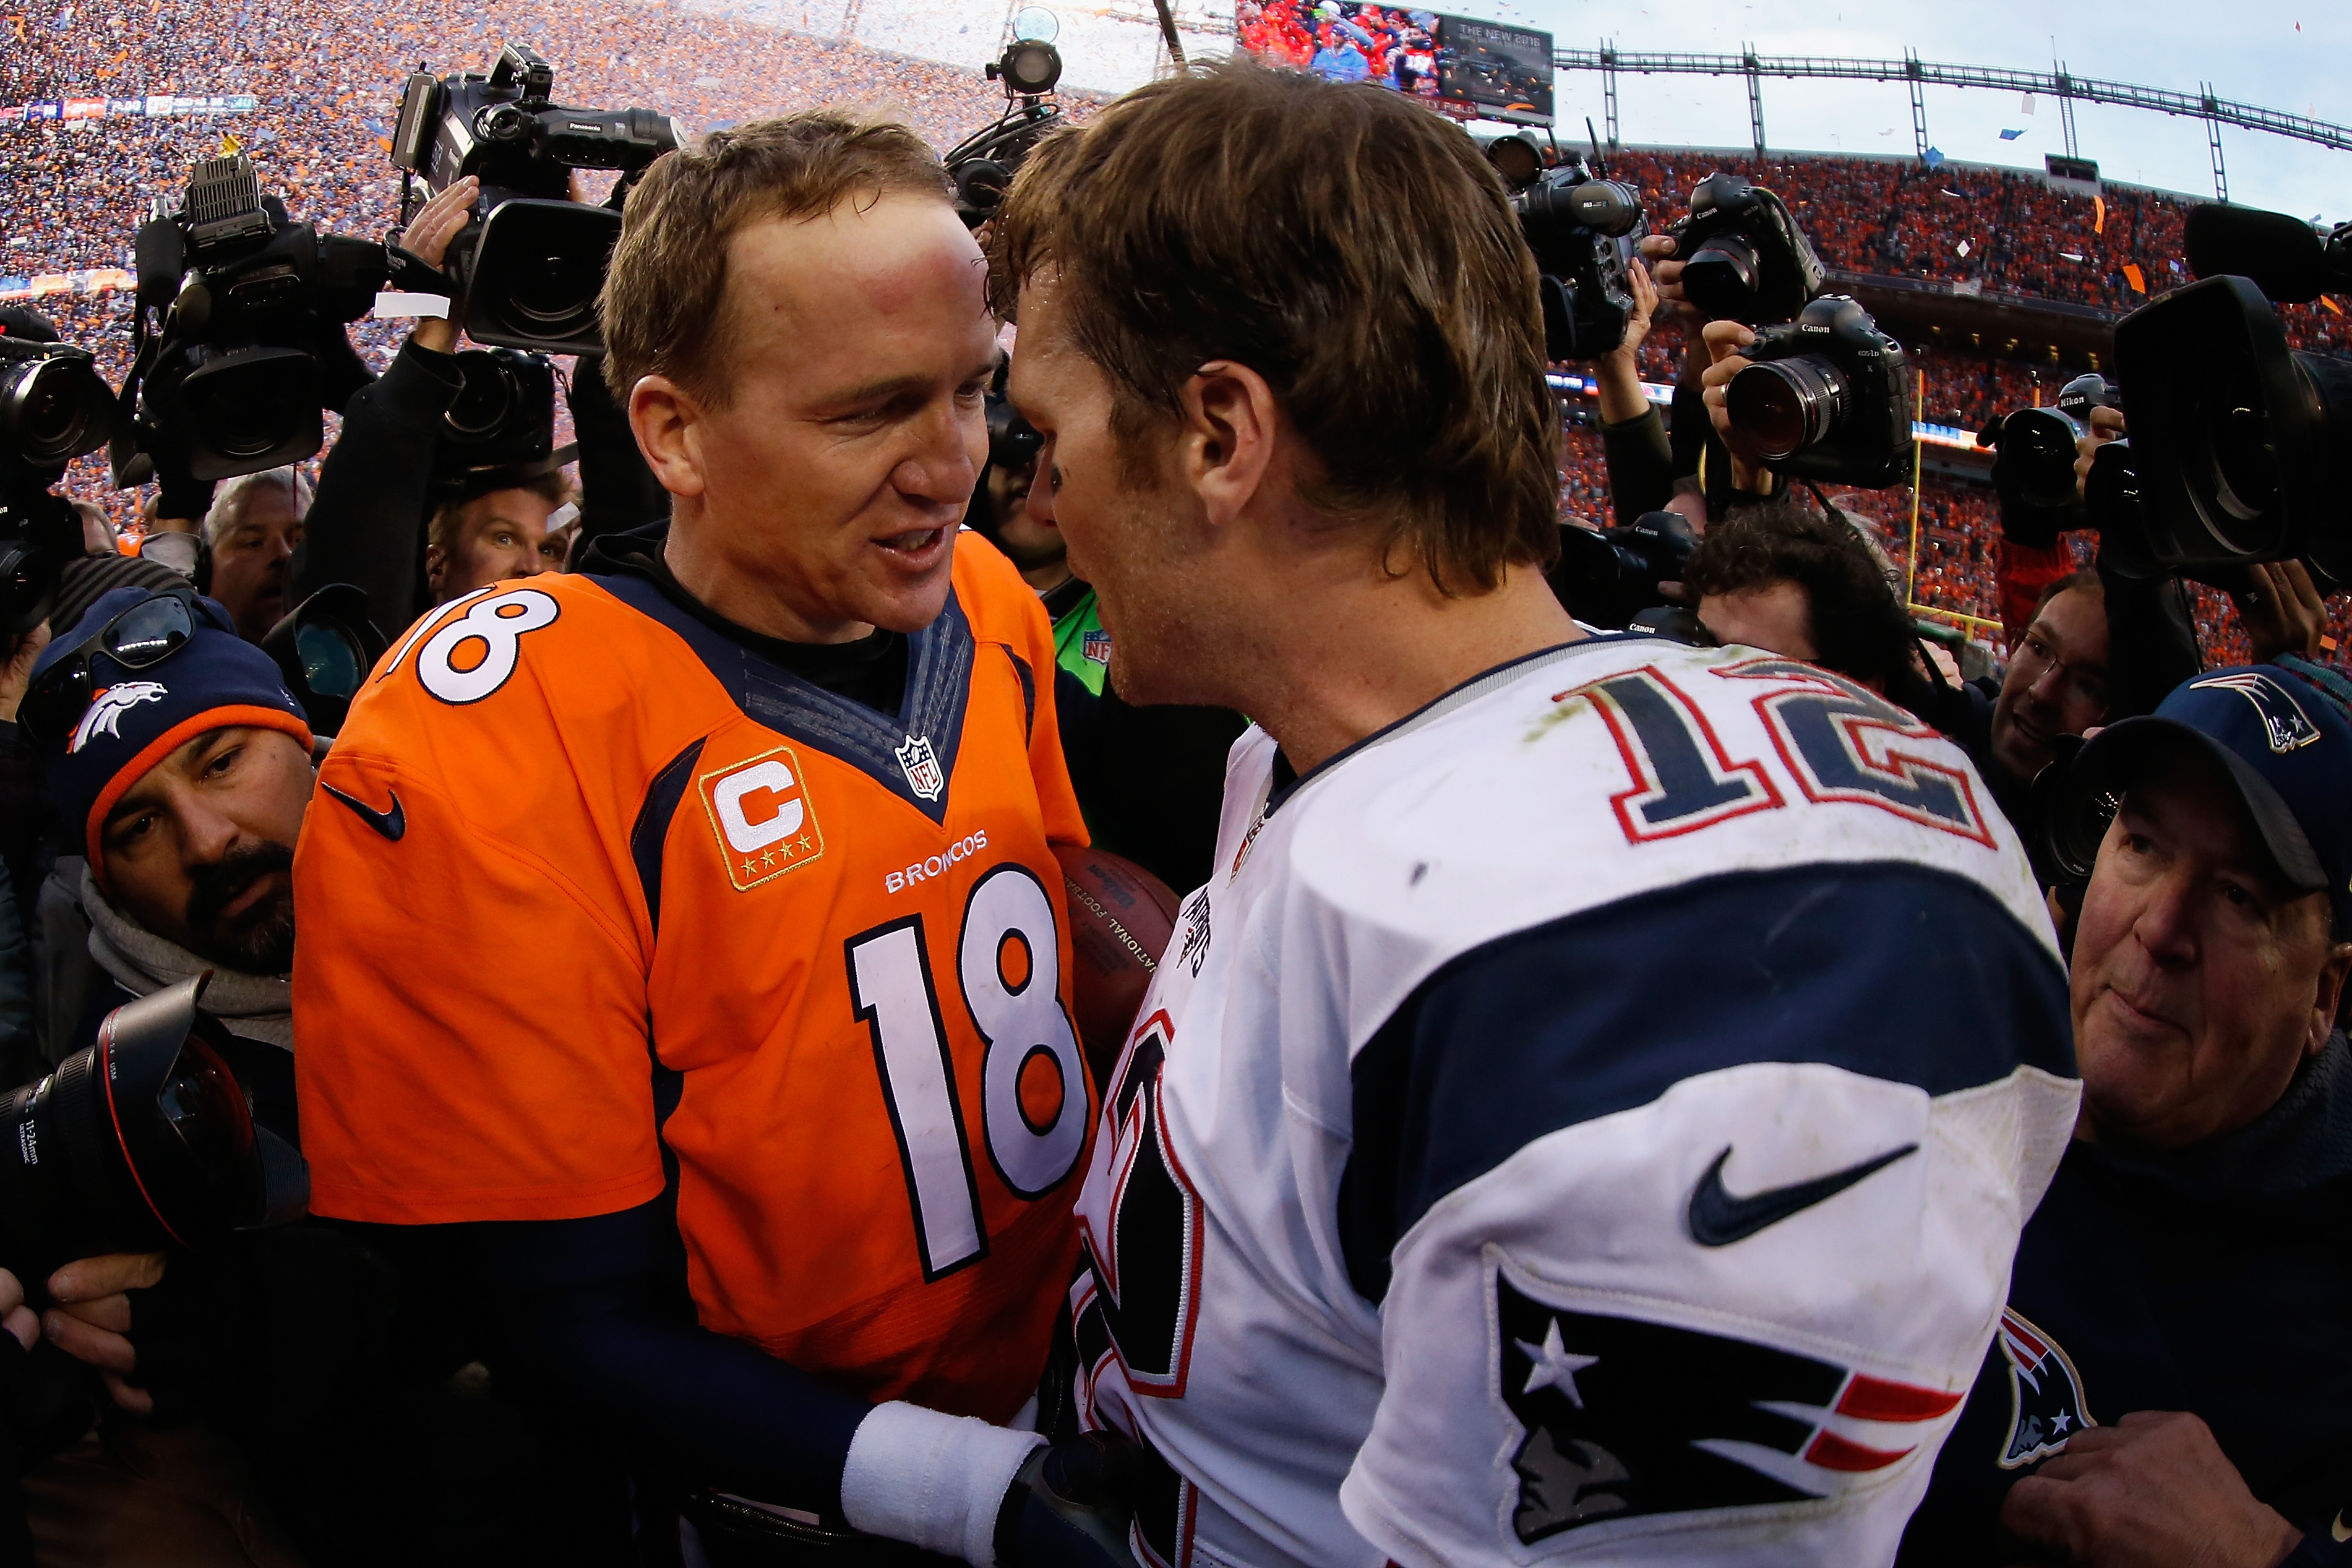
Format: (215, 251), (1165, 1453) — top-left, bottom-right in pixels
(31, 586), (312, 879)
(2062, 664), (2352, 931)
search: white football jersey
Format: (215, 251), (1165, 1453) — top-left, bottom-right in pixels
(1067, 635), (2080, 1568)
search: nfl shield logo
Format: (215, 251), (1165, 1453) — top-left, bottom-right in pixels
(895, 733), (945, 802)
(1081, 628), (1113, 666)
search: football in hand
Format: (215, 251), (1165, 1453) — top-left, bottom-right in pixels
(1054, 843), (1180, 1083)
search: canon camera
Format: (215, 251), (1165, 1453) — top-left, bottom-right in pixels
(1725, 295), (1915, 489)
(1669, 173), (1828, 326)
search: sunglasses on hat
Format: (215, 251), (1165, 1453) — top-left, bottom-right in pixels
(20, 591), (200, 748)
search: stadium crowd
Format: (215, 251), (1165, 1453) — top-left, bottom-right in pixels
(0, 11), (2348, 1568)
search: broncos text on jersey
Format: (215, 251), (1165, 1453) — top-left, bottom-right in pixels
(1068, 636), (2080, 1568)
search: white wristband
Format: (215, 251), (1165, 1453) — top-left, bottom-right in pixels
(839, 1400), (1047, 1568)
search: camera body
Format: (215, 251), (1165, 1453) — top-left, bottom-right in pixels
(1727, 295), (1914, 489)
(1668, 173), (1827, 326)
(392, 45), (679, 353)
(0, 331), (118, 633)
(118, 155), (386, 488)
(1511, 160), (1647, 362)
(439, 347), (557, 474)
(1992, 371), (2117, 512)
(1549, 510), (1697, 630)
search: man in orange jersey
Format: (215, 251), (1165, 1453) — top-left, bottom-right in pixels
(294, 114), (1118, 1567)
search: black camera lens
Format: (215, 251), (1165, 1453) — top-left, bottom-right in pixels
(1682, 236), (1761, 321)
(2000, 407), (2087, 511)
(0, 978), (301, 1280)
(1728, 356), (1852, 460)
(1001, 40), (1062, 95)
(445, 358), (518, 440)
(1564, 179), (1643, 238)
(1, 351), (115, 469)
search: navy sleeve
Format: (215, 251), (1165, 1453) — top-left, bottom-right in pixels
(1339, 860), (2074, 1303)
(473, 1198), (871, 1517)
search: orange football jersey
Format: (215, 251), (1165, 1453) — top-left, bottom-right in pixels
(293, 533), (1091, 1420)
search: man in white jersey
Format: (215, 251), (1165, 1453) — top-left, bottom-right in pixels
(875, 61), (2078, 1568)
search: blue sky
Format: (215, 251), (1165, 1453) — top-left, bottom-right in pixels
(1459, 0), (2346, 217)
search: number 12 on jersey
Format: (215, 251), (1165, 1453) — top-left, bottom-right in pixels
(847, 864), (1091, 1280)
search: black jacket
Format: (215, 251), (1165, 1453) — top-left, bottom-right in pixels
(1900, 1034), (2352, 1566)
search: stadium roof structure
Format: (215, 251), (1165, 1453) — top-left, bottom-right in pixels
(1560, 45), (2352, 202)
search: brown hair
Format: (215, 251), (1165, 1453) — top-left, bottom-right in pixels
(600, 111), (951, 408)
(1683, 500), (1924, 698)
(989, 61), (1560, 592)
(427, 469), (574, 559)
(2032, 567), (2104, 619)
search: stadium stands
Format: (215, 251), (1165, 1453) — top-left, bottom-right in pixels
(3, 0), (2337, 659)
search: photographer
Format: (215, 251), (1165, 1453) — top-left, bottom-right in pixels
(423, 468), (571, 604)
(1679, 500), (1940, 707)
(1584, 256), (1689, 528)
(1901, 665), (2352, 1568)
(294, 176), (658, 633)
(6, 586), (573, 1565)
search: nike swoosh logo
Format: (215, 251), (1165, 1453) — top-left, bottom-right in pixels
(1687, 1141), (1919, 1247)
(323, 783), (406, 842)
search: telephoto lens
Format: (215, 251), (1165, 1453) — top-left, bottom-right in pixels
(0, 975), (307, 1282)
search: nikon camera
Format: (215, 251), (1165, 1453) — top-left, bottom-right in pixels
(1511, 156), (1647, 362)
(392, 44), (679, 354)
(1725, 295), (1915, 489)
(1668, 172), (1827, 326)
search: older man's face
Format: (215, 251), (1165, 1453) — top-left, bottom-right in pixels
(2070, 745), (2351, 1149)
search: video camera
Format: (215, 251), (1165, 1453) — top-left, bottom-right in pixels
(1725, 295), (1915, 489)
(392, 44), (680, 354)
(2104, 273), (2351, 589)
(0, 976), (305, 1282)
(1, 323), (119, 633)
(115, 155), (387, 490)
(1669, 173), (1827, 326)
(1549, 510), (1696, 630)
(1511, 156), (1647, 361)
(943, 9), (1066, 227)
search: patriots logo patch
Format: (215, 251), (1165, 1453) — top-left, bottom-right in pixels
(1994, 1308), (2094, 1469)
(2192, 672), (2322, 754)
(69, 680), (168, 754)
(1496, 1275), (1962, 1544)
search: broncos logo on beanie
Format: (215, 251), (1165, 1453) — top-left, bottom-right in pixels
(69, 680), (170, 755)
